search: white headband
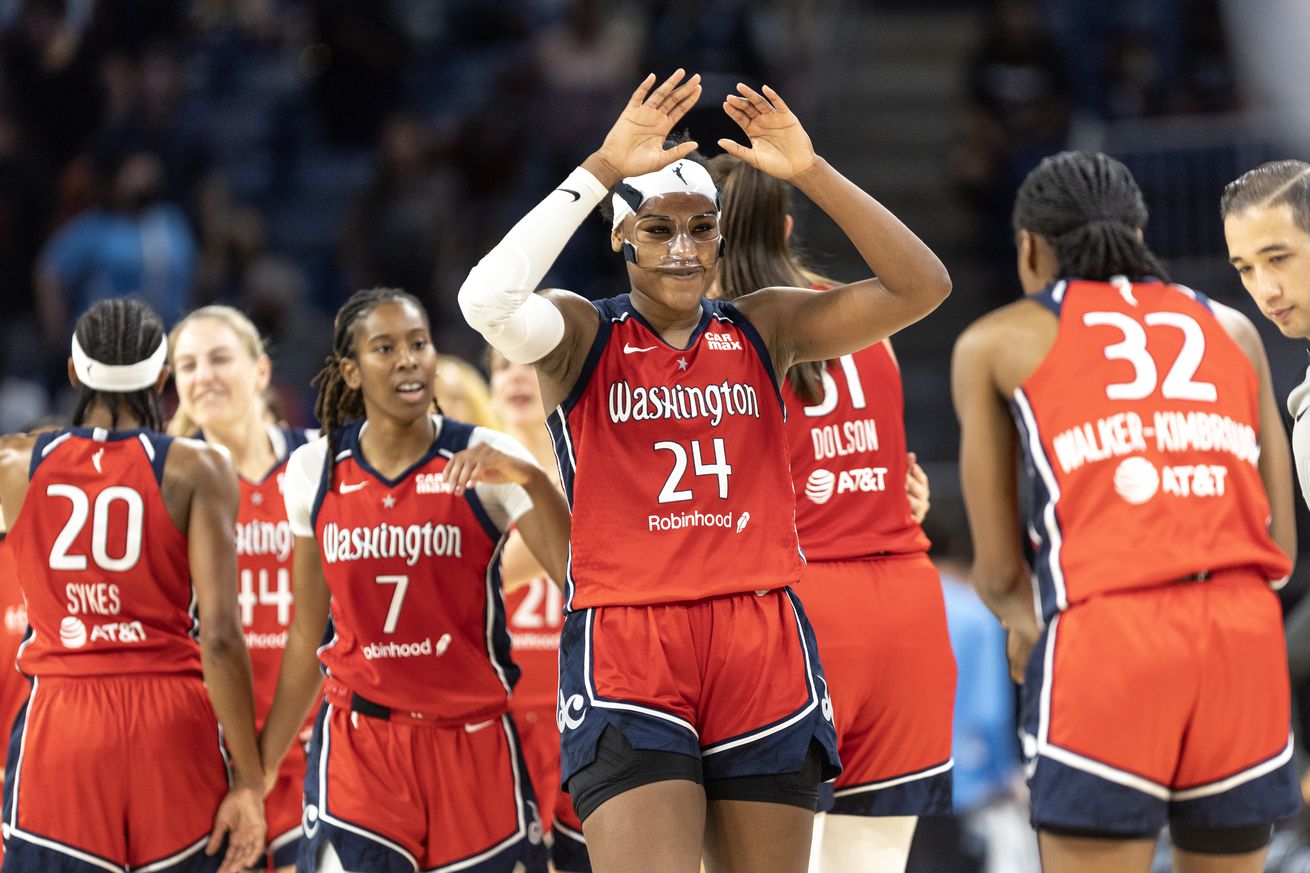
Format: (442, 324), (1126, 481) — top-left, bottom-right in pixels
(611, 160), (719, 229)
(71, 333), (167, 392)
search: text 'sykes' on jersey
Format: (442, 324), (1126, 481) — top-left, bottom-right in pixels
(1015, 279), (1290, 622)
(230, 425), (313, 723)
(784, 340), (930, 561)
(547, 295), (804, 611)
(8, 428), (199, 678)
(283, 415), (539, 721)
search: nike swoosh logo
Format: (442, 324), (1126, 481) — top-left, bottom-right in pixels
(623, 343), (657, 354)
(464, 719), (497, 733)
(557, 188), (581, 202)
(339, 482), (368, 494)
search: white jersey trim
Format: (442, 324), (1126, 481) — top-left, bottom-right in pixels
(832, 758), (955, 797)
(1013, 387), (1068, 614)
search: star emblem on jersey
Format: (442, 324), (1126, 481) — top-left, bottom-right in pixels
(250, 491), (264, 506)
(382, 493), (396, 509)
(677, 357), (689, 370)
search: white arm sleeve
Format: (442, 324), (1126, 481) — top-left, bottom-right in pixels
(468, 427), (543, 532)
(458, 166), (610, 363)
(283, 439), (329, 538)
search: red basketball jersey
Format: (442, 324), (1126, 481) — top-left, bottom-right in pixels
(504, 576), (563, 712)
(286, 417), (528, 719)
(1015, 280), (1290, 622)
(232, 426), (311, 725)
(784, 341), (930, 561)
(10, 428), (198, 678)
(0, 538), (29, 755)
(548, 295), (803, 610)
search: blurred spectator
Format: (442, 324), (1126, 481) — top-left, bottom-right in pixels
(194, 180), (269, 306)
(0, 107), (55, 325)
(1, 0), (103, 169)
(340, 114), (458, 317)
(643, 0), (770, 156)
(36, 146), (197, 347)
(96, 41), (215, 210)
(241, 254), (329, 425)
(531, 0), (642, 171)
(948, 0), (1072, 295)
(307, 0), (408, 146)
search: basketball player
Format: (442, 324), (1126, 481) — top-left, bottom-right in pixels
(0, 298), (265, 873)
(168, 306), (318, 873)
(952, 151), (1298, 873)
(258, 288), (572, 873)
(0, 525), (29, 867)
(487, 348), (592, 872)
(710, 155), (955, 873)
(1221, 161), (1310, 506)
(459, 70), (951, 872)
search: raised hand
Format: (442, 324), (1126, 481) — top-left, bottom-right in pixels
(589, 70), (703, 185)
(719, 84), (816, 180)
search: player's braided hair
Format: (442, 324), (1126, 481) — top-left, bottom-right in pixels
(71, 298), (167, 431)
(709, 154), (837, 403)
(1220, 160), (1310, 234)
(312, 287), (428, 483)
(1013, 151), (1170, 283)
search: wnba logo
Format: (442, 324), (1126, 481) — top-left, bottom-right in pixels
(60, 615), (88, 648)
(805, 469), (836, 504)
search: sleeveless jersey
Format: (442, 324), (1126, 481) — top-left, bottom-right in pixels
(504, 576), (563, 712)
(547, 295), (804, 610)
(1015, 279), (1290, 623)
(10, 428), (198, 678)
(230, 426), (312, 725)
(0, 538), (29, 756)
(286, 417), (528, 719)
(784, 340), (930, 561)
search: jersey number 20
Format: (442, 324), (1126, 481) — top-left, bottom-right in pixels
(47, 484), (144, 572)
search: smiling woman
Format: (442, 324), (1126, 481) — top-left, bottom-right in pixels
(256, 287), (573, 873)
(459, 70), (951, 873)
(167, 305), (319, 873)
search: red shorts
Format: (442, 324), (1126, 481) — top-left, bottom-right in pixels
(509, 704), (589, 870)
(263, 725), (310, 869)
(798, 553), (955, 816)
(557, 588), (840, 789)
(2, 673), (229, 872)
(1021, 570), (1299, 833)
(301, 700), (546, 873)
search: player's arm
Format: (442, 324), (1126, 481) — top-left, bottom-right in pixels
(178, 443), (266, 872)
(443, 440), (572, 586)
(459, 71), (702, 409)
(0, 434), (40, 529)
(1214, 302), (1297, 565)
(258, 535), (329, 783)
(501, 531), (549, 592)
(952, 320), (1040, 643)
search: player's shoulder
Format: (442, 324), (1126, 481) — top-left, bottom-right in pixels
(287, 432), (330, 482)
(956, 297), (1051, 355)
(166, 435), (237, 490)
